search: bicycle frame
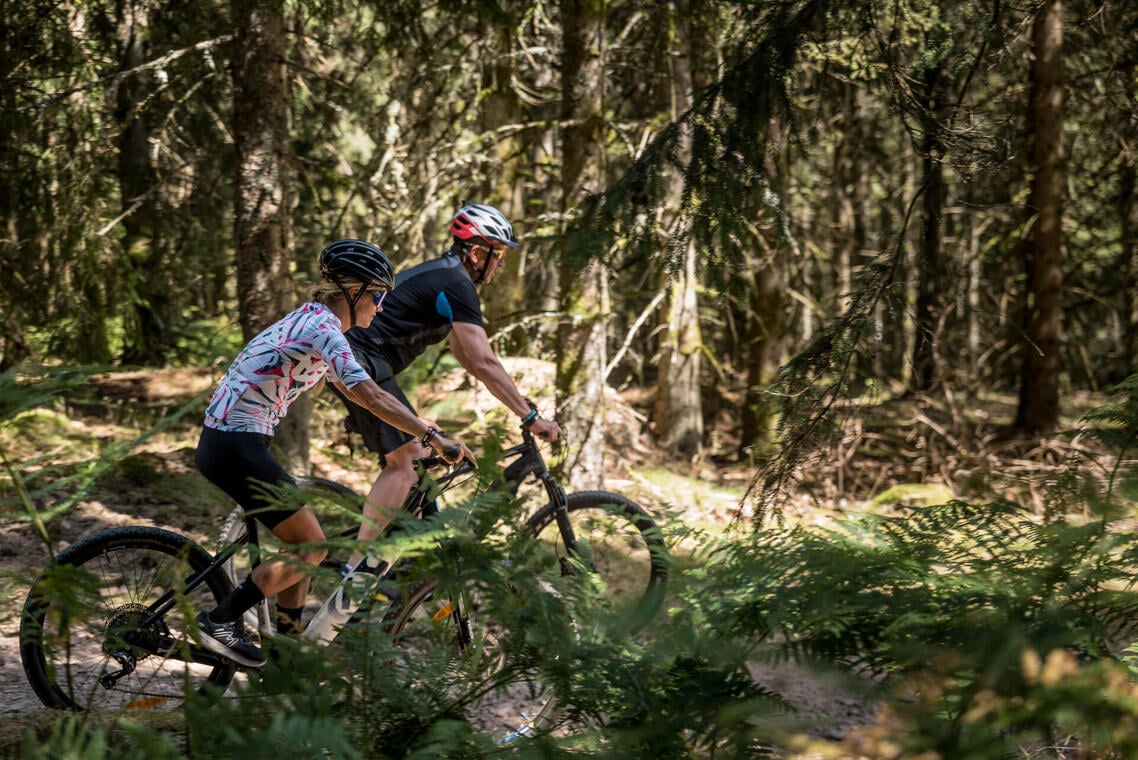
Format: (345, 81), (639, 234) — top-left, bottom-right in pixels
(500, 427), (581, 565)
(393, 426), (584, 653)
(24, 411), (662, 738)
(100, 536), (250, 685)
(112, 425), (573, 673)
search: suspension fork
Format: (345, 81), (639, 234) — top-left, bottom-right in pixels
(540, 471), (581, 574)
(507, 435), (581, 562)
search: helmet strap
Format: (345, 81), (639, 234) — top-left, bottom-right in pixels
(332, 279), (364, 328)
(458, 242), (491, 285)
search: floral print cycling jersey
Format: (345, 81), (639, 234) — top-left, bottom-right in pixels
(204, 302), (370, 434)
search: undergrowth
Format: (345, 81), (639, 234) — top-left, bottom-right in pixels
(3, 368), (1138, 758)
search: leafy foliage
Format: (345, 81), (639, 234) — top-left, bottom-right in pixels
(694, 494), (1138, 756)
(1081, 373), (1138, 501)
(6, 0), (1138, 754)
(10, 379), (1138, 758)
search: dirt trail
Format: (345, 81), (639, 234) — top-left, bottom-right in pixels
(1, 523), (53, 716)
(0, 364), (880, 751)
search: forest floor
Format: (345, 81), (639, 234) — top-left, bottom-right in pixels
(0, 360), (1115, 757)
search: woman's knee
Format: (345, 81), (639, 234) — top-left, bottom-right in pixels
(272, 506), (325, 545)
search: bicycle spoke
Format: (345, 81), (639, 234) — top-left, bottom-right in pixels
(22, 527), (236, 711)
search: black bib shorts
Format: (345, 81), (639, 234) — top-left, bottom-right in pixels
(195, 426), (299, 529)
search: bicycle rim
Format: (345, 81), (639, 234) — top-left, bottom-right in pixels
(20, 526), (236, 711)
(527, 490), (669, 628)
(385, 578), (560, 741)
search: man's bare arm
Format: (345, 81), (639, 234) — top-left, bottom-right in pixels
(448, 322), (561, 441)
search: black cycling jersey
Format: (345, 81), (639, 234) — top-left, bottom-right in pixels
(340, 251), (483, 460)
(345, 251), (482, 374)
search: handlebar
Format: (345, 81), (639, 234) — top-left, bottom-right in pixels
(414, 417), (555, 477)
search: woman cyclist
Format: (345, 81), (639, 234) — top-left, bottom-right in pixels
(194, 239), (473, 667)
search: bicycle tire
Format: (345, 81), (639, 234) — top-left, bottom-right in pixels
(20, 525), (237, 711)
(382, 490), (668, 740)
(526, 490), (669, 627)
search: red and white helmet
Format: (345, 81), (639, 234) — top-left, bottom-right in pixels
(450, 202), (519, 248)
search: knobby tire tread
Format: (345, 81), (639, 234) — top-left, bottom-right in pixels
(20, 525), (236, 710)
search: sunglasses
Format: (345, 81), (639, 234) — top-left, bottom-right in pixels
(367, 289), (387, 308)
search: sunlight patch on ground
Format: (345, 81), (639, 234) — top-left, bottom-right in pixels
(623, 466), (745, 531)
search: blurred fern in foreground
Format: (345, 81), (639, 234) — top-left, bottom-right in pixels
(694, 497), (1138, 757)
(11, 376), (1138, 758)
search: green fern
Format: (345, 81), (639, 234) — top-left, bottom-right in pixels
(686, 496), (1138, 755)
(1080, 372), (1138, 503)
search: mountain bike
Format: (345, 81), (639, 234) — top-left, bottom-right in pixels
(19, 420), (669, 739)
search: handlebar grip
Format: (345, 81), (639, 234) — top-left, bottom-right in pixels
(441, 445), (461, 462)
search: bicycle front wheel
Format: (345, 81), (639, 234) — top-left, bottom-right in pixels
(20, 526), (236, 711)
(382, 491), (669, 742)
(527, 490), (668, 627)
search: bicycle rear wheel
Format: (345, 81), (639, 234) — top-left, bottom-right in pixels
(20, 526), (237, 711)
(384, 576), (561, 741)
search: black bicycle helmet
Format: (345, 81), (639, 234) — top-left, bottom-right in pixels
(320, 239), (394, 290)
(450, 202), (519, 249)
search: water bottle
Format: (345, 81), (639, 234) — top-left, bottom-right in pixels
(302, 556), (388, 642)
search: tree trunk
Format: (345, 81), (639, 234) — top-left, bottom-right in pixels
(1118, 159), (1136, 382)
(1014, 0), (1064, 434)
(911, 59), (946, 393)
(231, 0), (307, 471)
(966, 216), (983, 367)
(653, 0), (703, 458)
(740, 249), (787, 454)
(477, 13), (529, 355)
(115, 0), (170, 366)
(0, 15), (28, 370)
(654, 241), (703, 456)
(557, 0), (607, 490)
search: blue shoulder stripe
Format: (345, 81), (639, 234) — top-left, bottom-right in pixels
(435, 291), (454, 321)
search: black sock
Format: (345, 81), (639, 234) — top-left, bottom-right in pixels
(274, 604), (304, 635)
(211, 577), (266, 623)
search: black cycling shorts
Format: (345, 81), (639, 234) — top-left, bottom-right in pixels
(195, 426), (299, 529)
(338, 351), (417, 466)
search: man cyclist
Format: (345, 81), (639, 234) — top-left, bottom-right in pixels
(340, 203), (562, 559)
(195, 239), (473, 667)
